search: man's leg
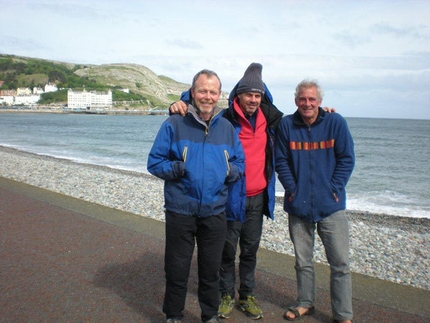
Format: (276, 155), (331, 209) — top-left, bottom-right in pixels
(197, 212), (227, 322)
(238, 192), (264, 298)
(237, 193), (264, 319)
(288, 214), (316, 308)
(163, 211), (196, 321)
(218, 219), (241, 319)
(219, 220), (242, 298)
(317, 210), (353, 322)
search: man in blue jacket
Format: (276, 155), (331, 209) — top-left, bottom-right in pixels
(275, 79), (355, 323)
(147, 69), (245, 323)
(170, 63), (283, 320)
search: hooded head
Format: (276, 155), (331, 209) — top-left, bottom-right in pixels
(236, 63), (265, 95)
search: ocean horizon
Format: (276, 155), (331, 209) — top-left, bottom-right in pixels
(0, 112), (429, 219)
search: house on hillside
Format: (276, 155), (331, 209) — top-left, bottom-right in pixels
(45, 83), (58, 93)
(33, 87), (44, 95)
(0, 89), (16, 97)
(17, 87), (32, 96)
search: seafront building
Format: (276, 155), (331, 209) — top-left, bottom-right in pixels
(1, 88), (41, 106)
(14, 94), (41, 105)
(0, 89), (16, 105)
(0, 83), (113, 112)
(66, 89), (112, 111)
(0, 84), (57, 106)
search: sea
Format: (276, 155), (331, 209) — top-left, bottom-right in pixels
(0, 113), (429, 219)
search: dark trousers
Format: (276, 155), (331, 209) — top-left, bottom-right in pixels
(163, 211), (227, 322)
(219, 192), (264, 299)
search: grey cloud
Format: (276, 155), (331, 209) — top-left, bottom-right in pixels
(370, 23), (430, 40)
(165, 39), (203, 50)
(322, 70), (430, 93)
(29, 0), (139, 24)
(332, 31), (371, 49)
(0, 36), (51, 52)
(348, 54), (430, 71)
(26, 1), (99, 20)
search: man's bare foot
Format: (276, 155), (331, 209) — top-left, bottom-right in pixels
(284, 306), (315, 321)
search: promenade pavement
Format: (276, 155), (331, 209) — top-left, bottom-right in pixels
(1, 177), (429, 323)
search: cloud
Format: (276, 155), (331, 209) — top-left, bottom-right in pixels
(1, 36), (51, 53)
(370, 22), (430, 40)
(165, 39), (203, 50)
(332, 31), (371, 50)
(1, 0), (429, 119)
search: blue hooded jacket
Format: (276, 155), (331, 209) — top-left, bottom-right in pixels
(147, 104), (245, 217)
(180, 83), (283, 221)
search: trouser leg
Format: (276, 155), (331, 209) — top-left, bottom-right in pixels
(197, 212), (227, 322)
(163, 211), (196, 320)
(219, 220), (241, 297)
(317, 210), (353, 321)
(289, 214), (316, 308)
(238, 192), (264, 299)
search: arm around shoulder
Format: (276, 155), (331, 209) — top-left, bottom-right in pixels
(169, 100), (188, 116)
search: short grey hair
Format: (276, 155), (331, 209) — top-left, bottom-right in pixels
(294, 79), (324, 100)
(192, 69), (222, 91)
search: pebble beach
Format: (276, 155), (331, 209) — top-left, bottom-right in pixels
(1, 146), (428, 290)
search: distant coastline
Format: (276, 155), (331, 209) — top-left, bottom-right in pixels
(0, 107), (168, 115)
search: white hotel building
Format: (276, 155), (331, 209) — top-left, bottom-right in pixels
(67, 89), (112, 110)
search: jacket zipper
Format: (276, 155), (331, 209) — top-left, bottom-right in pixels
(224, 150), (230, 176)
(182, 146), (188, 162)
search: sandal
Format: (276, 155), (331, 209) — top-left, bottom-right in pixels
(284, 306), (315, 321)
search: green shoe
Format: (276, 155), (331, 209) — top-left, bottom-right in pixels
(218, 294), (234, 319)
(238, 295), (263, 320)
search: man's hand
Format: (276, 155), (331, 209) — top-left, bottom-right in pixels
(323, 106), (336, 113)
(170, 100), (188, 116)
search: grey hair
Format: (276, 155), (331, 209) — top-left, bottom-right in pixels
(191, 69), (222, 91)
(294, 79), (324, 100)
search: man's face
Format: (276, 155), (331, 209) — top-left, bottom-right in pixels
(237, 92), (262, 116)
(191, 74), (221, 120)
(295, 86), (322, 124)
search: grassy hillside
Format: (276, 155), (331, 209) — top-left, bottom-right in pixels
(73, 63), (189, 108)
(0, 54), (190, 109)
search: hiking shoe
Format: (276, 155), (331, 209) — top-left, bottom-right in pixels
(166, 319), (182, 323)
(238, 295), (263, 319)
(218, 294), (235, 319)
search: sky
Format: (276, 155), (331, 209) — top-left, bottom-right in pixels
(1, 0), (430, 119)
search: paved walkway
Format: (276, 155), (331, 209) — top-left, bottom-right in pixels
(1, 177), (429, 323)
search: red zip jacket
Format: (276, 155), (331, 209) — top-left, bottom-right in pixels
(233, 98), (267, 197)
